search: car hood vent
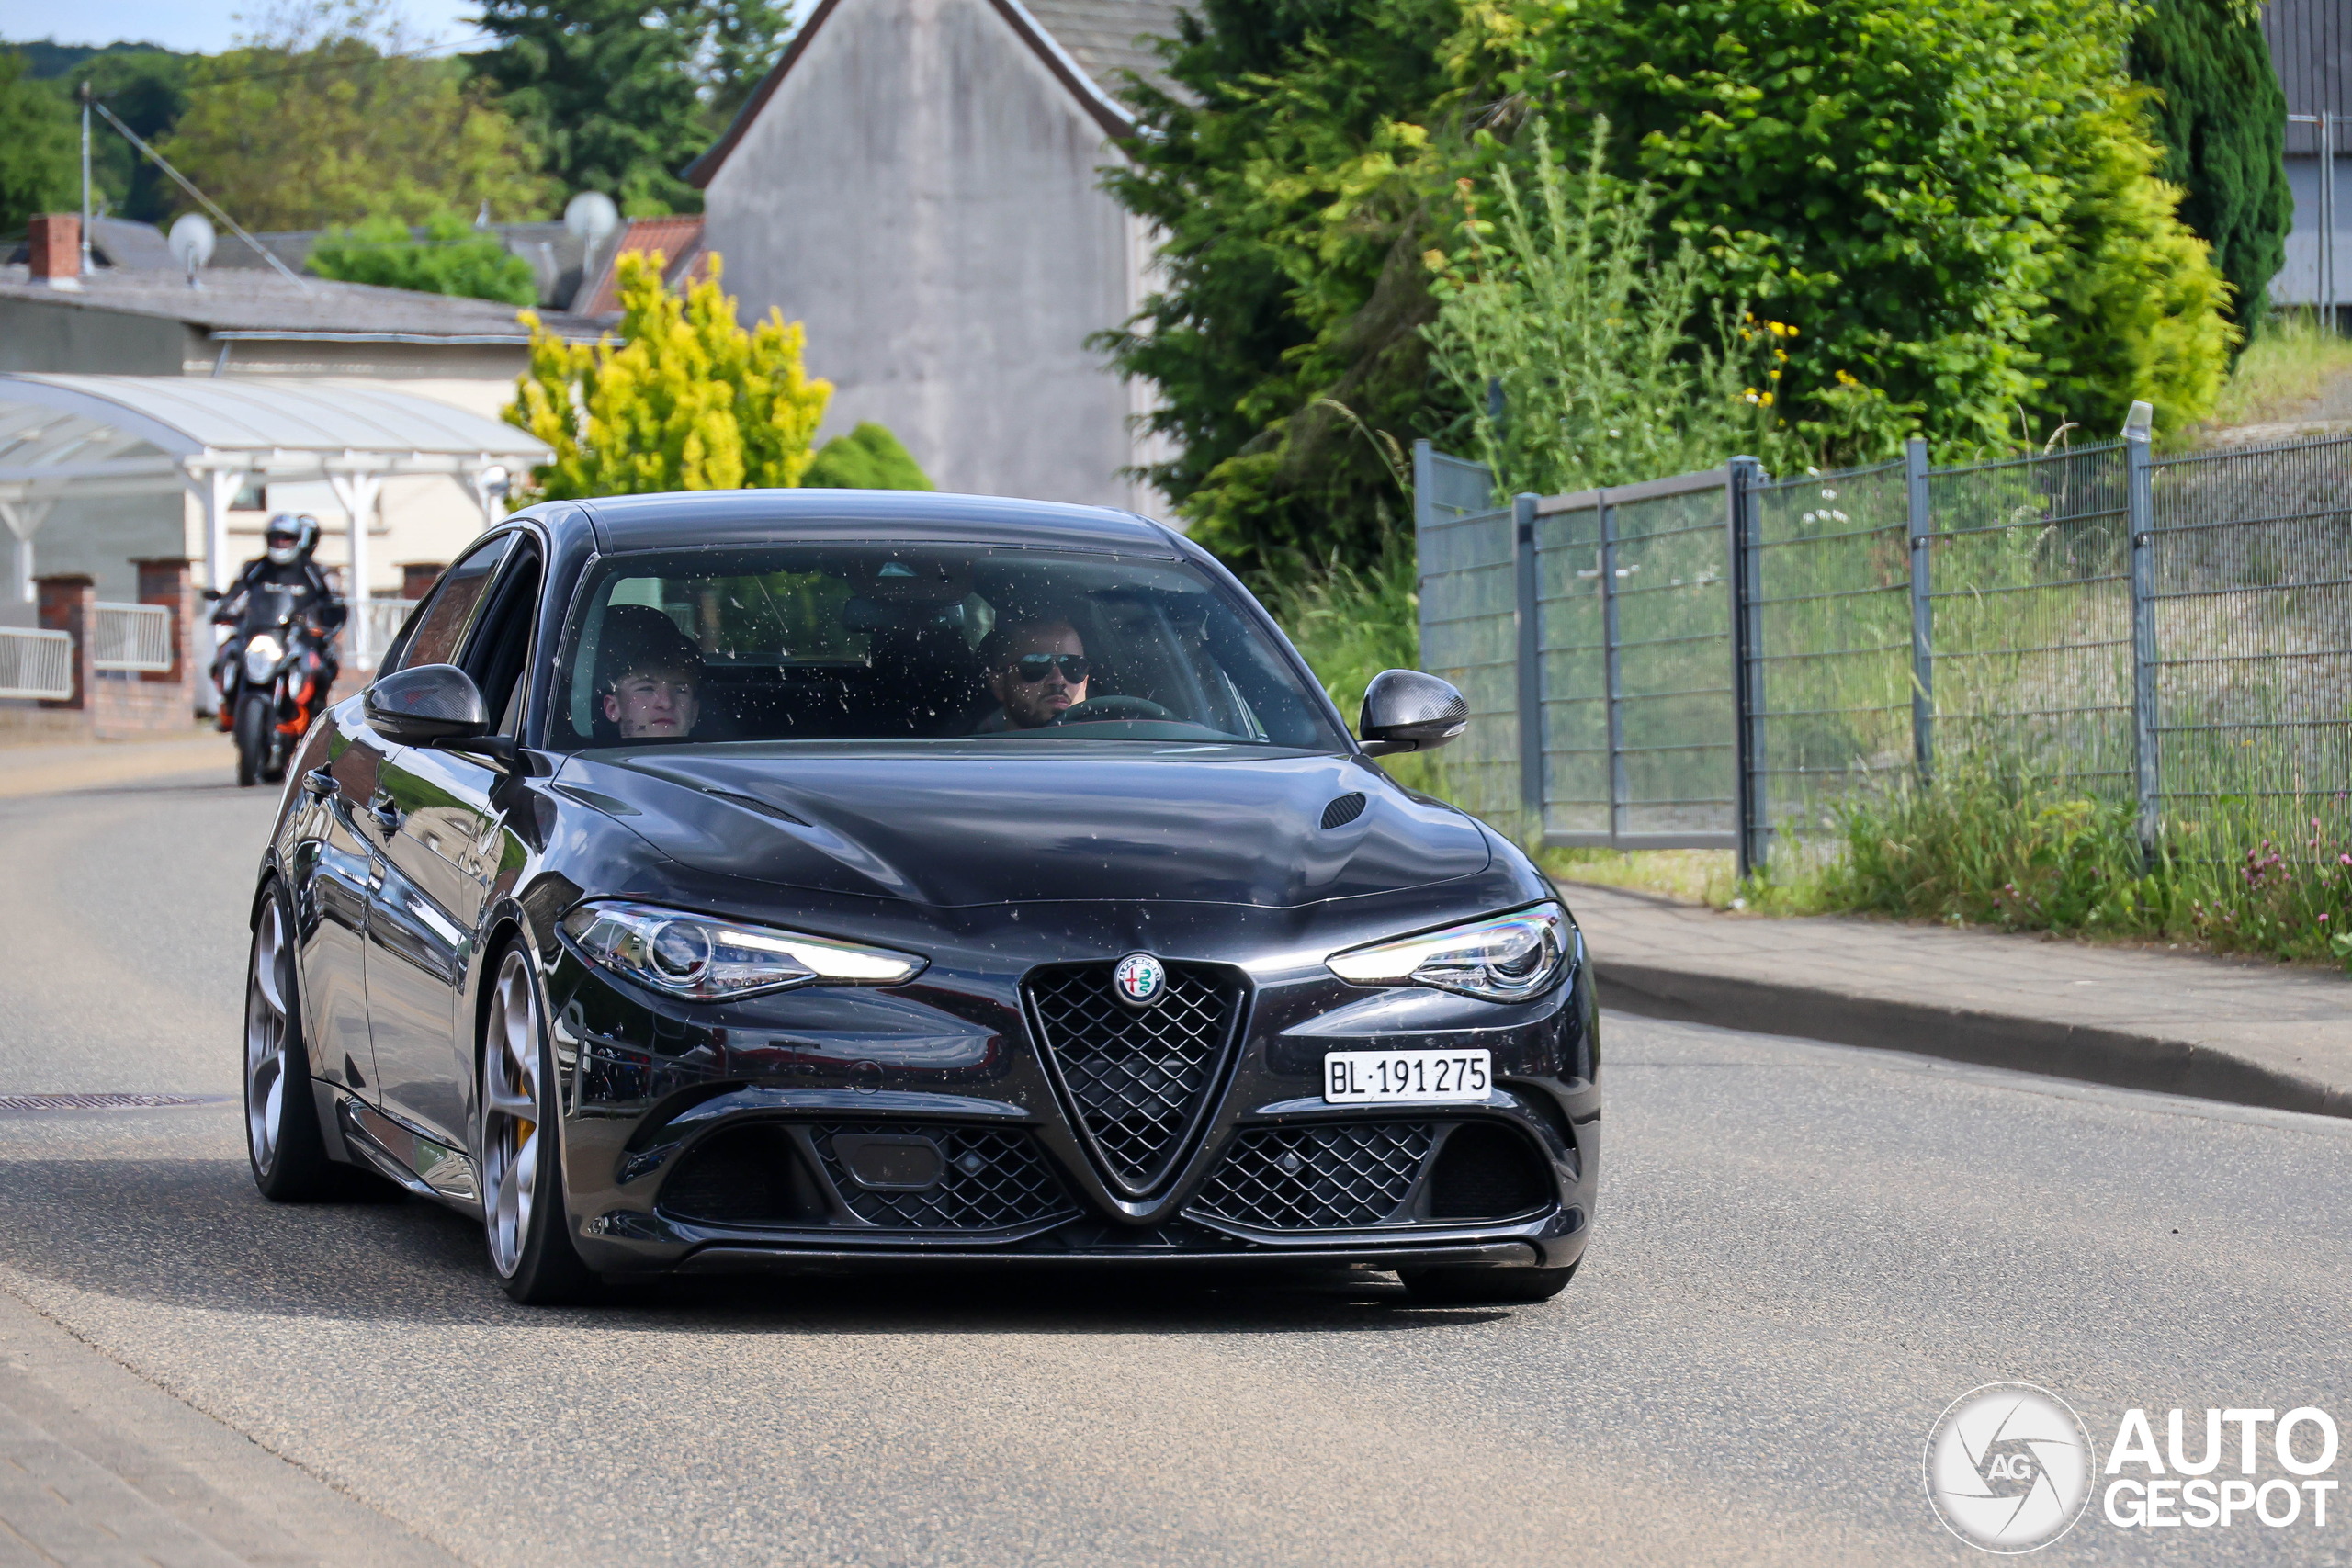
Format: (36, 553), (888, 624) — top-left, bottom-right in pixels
(1023, 962), (1246, 1199)
(1319, 792), (1366, 829)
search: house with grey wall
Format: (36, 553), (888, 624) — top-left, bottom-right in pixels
(689, 0), (1181, 515)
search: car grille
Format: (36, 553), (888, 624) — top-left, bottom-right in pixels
(809, 1122), (1078, 1231)
(1188, 1122), (1437, 1230)
(1024, 961), (1244, 1195)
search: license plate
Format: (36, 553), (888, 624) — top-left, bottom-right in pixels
(1323, 1048), (1491, 1104)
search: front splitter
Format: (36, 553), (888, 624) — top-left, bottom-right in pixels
(667, 1239), (1541, 1277)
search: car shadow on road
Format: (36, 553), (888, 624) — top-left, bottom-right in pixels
(0, 1156), (1542, 1336)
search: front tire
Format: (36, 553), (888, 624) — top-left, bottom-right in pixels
(481, 944), (596, 1304)
(233, 691), (269, 787)
(244, 883), (339, 1200)
(1400, 1262), (1577, 1305)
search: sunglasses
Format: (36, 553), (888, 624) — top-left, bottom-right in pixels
(1007, 653), (1090, 683)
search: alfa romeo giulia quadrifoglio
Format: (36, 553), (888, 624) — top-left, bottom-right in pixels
(243, 491), (1599, 1303)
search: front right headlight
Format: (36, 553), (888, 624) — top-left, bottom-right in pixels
(1326, 902), (1574, 1003)
(560, 900), (927, 1000)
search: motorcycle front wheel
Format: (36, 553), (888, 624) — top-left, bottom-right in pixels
(234, 691), (270, 787)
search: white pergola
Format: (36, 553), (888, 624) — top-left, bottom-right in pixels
(0, 374), (553, 667)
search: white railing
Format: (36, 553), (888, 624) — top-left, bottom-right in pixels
(360, 598), (419, 669)
(91, 602), (174, 672)
(0, 627), (74, 700)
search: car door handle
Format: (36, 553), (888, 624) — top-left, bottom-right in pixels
(368, 791), (402, 833)
(302, 767), (338, 799)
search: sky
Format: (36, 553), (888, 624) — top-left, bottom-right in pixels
(0, 0), (481, 54)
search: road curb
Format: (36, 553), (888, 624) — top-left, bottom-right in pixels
(1597, 958), (2352, 1122)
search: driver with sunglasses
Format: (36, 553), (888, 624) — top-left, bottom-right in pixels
(974, 617), (1091, 730)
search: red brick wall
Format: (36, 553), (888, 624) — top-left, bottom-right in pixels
(35, 576), (95, 710)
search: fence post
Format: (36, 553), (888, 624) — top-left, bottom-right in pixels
(1727, 458), (1767, 879)
(1513, 492), (1544, 844)
(1905, 436), (1935, 782)
(2126, 427), (2160, 858)
(1598, 491), (1625, 849)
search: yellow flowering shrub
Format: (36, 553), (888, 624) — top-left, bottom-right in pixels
(504, 251), (831, 501)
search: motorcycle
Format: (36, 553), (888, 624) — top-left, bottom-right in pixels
(209, 585), (339, 788)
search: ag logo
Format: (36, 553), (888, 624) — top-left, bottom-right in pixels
(1925, 1382), (2094, 1553)
(1112, 952), (1167, 1009)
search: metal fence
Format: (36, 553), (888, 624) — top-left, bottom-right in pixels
(90, 602), (174, 672)
(0, 627), (72, 700)
(1412, 428), (2352, 872)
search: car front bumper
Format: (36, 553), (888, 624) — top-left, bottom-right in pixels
(540, 900), (1601, 1278)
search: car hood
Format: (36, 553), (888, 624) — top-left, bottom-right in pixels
(551, 743), (1491, 908)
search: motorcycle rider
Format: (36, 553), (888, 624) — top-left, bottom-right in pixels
(211, 513), (347, 733)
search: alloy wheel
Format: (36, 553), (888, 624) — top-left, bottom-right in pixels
(482, 949), (544, 1278)
(243, 897), (292, 1173)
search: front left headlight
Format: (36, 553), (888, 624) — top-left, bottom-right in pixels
(560, 900), (926, 1000)
(1326, 902), (1574, 1003)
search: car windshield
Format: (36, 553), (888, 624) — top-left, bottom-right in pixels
(548, 543), (1346, 751)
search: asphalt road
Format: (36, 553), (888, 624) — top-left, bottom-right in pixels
(2, 768), (2348, 1565)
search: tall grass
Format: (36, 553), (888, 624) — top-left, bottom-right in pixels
(1424, 118), (1787, 501)
(1751, 758), (2352, 967)
(2194, 310), (2352, 435)
(1259, 537), (1444, 794)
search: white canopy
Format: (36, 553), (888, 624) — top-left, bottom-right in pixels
(0, 373), (554, 663)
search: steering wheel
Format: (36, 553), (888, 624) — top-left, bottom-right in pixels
(1051, 694), (1177, 725)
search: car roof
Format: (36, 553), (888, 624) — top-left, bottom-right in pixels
(571, 490), (1184, 556)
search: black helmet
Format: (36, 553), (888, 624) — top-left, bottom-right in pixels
(265, 513), (320, 567)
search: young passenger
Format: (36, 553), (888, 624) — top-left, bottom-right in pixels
(598, 606), (706, 742)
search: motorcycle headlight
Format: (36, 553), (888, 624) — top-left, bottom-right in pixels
(1326, 902), (1574, 1003)
(243, 634), (284, 683)
(560, 900), (926, 1000)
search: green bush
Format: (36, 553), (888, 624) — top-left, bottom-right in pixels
(1467, 0), (2232, 452)
(801, 423), (933, 491)
(310, 210), (539, 305)
(2028, 96), (2236, 435)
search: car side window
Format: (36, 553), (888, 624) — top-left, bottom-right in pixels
(459, 544), (544, 741)
(382, 534), (514, 675)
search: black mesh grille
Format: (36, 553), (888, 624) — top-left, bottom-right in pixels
(1189, 1122), (1436, 1230)
(810, 1123), (1077, 1231)
(659, 1124), (822, 1227)
(1025, 962), (1243, 1193)
(1319, 792), (1366, 829)
(1427, 1123), (1552, 1219)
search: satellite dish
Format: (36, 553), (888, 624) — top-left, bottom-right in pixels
(167, 213), (215, 287)
(563, 192), (619, 245)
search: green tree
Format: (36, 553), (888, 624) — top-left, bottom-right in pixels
(506, 250), (831, 499)
(469, 0), (791, 215)
(310, 209), (540, 303)
(2130, 0), (2291, 332)
(0, 50), (76, 238)
(803, 423), (933, 489)
(1101, 0), (1464, 575)
(32, 45), (190, 226)
(159, 0), (554, 231)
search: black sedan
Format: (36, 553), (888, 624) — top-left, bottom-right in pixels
(244, 491), (1599, 1304)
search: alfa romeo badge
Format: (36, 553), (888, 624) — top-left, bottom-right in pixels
(1112, 952), (1167, 1009)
